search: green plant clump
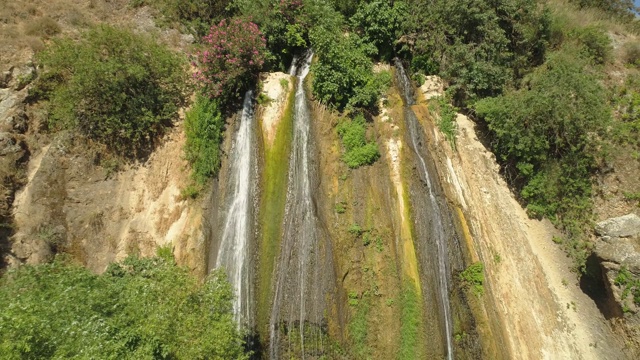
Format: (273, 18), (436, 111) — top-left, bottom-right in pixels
(460, 262), (485, 296)
(0, 255), (247, 359)
(34, 25), (187, 158)
(184, 95), (224, 187)
(614, 266), (640, 309)
(431, 97), (457, 149)
(337, 115), (380, 168)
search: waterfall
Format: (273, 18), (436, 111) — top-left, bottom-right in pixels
(394, 59), (454, 360)
(216, 90), (255, 326)
(269, 51), (325, 359)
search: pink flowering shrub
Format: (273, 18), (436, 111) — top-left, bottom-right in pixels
(194, 18), (267, 102)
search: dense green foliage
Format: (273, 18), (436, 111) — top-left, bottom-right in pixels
(349, 1), (404, 61)
(34, 25), (187, 158)
(613, 75), (640, 148)
(0, 255), (247, 359)
(475, 49), (610, 256)
(194, 18), (267, 106)
(401, 0), (550, 104)
(459, 262), (485, 296)
(184, 95), (224, 187)
(337, 115), (380, 168)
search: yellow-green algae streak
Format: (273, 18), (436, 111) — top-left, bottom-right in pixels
(256, 80), (296, 339)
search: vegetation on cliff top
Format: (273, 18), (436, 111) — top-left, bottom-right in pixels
(33, 25), (188, 159)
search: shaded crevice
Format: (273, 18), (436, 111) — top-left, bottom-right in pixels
(580, 253), (623, 320)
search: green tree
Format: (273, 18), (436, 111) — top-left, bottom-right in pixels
(475, 48), (610, 232)
(400, 0), (550, 104)
(35, 25), (188, 158)
(0, 256), (248, 359)
(349, 0), (405, 60)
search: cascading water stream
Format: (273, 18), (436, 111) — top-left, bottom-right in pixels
(395, 59), (454, 360)
(269, 51), (324, 359)
(215, 90), (255, 326)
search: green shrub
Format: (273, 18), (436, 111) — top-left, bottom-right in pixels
(623, 41), (640, 66)
(337, 115), (380, 168)
(475, 48), (609, 270)
(310, 26), (389, 111)
(460, 262), (484, 296)
(401, 0), (550, 105)
(184, 95), (224, 186)
(613, 76), (640, 147)
(349, 0), (405, 60)
(475, 48), (608, 223)
(431, 97), (457, 149)
(572, 26), (612, 64)
(35, 25), (187, 158)
(0, 256), (247, 359)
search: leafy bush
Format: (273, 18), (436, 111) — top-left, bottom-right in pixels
(350, 0), (405, 60)
(0, 256), (248, 359)
(184, 95), (224, 186)
(194, 18), (267, 105)
(337, 115), (380, 168)
(35, 25), (187, 158)
(613, 75), (640, 148)
(310, 27), (389, 111)
(431, 97), (457, 149)
(475, 48), (610, 250)
(572, 26), (612, 64)
(623, 41), (640, 66)
(460, 262), (485, 296)
(400, 0), (550, 105)
(235, 0), (308, 71)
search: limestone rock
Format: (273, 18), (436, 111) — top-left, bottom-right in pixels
(0, 132), (24, 157)
(420, 75), (445, 100)
(593, 213), (640, 317)
(596, 213), (640, 238)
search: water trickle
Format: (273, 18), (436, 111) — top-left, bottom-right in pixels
(269, 51), (326, 359)
(395, 59), (454, 360)
(216, 90), (255, 326)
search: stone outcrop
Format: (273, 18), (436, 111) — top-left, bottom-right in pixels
(593, 213), (640, 317)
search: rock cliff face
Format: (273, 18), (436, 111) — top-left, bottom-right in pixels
(593, 214), (640, 318)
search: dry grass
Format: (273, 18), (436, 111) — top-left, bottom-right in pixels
(0, 0), (132, 70)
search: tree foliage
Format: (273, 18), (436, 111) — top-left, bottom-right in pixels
(475, 49), (610, 232)
(35, 25), (187, 158)
(194, 18), (267, 106)
(0, 255), (247, 359)
(349, 1), (405, 61)
(401, 0), (550, 104)
(337, 114), (380, 168)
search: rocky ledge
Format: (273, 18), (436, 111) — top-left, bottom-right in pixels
(593, 213), (640, 319)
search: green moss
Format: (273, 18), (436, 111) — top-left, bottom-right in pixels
(256, 81), (295, 338)
(348, 293), (371, 358)
(399, 281), (425, 360)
